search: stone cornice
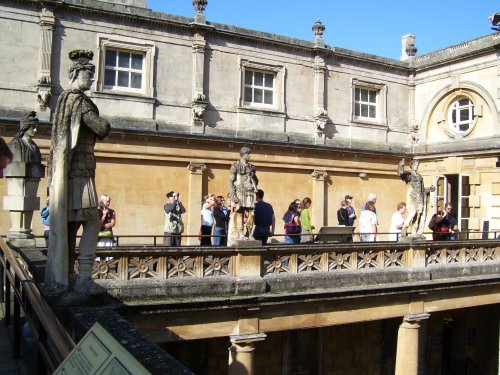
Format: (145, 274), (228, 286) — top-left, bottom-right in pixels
(5, 0), (499, 75)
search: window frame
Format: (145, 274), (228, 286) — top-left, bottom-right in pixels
(447, 97), (476, 136)
(239, 60), (285, 113)
(351, 79), (387, 126)
(96, 36), (155, 98)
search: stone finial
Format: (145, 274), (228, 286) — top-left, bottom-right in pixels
(401, 34), (417, 61)
(312, 19), (326, 47)
(193, 0), (208, 24)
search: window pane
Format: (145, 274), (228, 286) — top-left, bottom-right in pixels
(458, 98), (469, 106)
(368, 90), (376, 103)
(369, 105), (376, 118)
(131, 53), (143, 70)
(264, 73), (274, 88)
(245, 72), (253, 85)
(451, 109), (457, 123)
(360, 90), (368, 102)
(254, 72), (263, 86)
(131, 73), (142, 89)
(244, 87), (252, 102)
(459, 123), (469, 132)
(105, 50), (116, 66)
(254, 88), (263, 103)
(355, 88), (360, 100)
(361, 104), (368, 117)
(118, 52), (130, 68)
(104, 69), (115, 86)
(355, 104), (360, 117)
(459, 109), (469, 122)
(264, 90), (273, 104)
(117, 71), (129, 87)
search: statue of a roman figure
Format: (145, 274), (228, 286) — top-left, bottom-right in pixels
(397, 158), (435, 239)
(45, 50), (110, 294)
(228, 146), (259, 240)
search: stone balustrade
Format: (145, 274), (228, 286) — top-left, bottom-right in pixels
(88, 240), (500, 299)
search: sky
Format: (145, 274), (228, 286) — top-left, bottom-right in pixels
(147, 0), (498, 60)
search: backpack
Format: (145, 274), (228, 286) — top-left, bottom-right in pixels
(428, 213), (438, 231)
(284, 212), (301, 235)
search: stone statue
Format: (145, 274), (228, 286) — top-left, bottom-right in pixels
(3, 112), (45, 245)
(228, 146), (258, 241)
(45, 50), (110, 294)
(9, 112), (42, 164)
(397, 159), (435, 240)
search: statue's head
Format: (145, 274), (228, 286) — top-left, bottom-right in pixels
(410, 159), (420, 170)
(17, 111), (39, 138)
(68, 50), (95, 90)
(239, 146), (252, 157)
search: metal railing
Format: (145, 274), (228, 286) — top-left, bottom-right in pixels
(0, 238), (75, 373)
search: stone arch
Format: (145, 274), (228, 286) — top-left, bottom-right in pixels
(419, 81), (499, 143)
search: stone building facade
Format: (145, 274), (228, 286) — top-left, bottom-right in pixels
(0, 0), (498, 242)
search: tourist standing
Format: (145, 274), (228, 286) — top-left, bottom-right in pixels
(359, 201), (378, 242)
(41, 197), (50, 247)
(434, 202), (458, 240)
(98, 194), (116, 247)
(213, 196), (230, 246)
(253, 189), (275, 245)
(337, 200), (350, 226)
(200, 194), (215, 245)
(300, 197), (314, 243)
(283, 202), (301, 244)
(389, 202), (406, 241)
(163, 191), (186, 246)
(345, 195), (357, 226)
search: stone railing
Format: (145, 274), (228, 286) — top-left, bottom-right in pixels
(90, 240), (499, 281)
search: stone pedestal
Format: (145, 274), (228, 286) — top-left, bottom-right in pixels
(228, 333), (266, 375)
(3, 162), (44, 247)
(395, 313), (429, 375)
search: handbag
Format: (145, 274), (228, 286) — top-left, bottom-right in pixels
(284, 213), (301, 235)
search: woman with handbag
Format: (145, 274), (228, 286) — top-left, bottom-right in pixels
(283, 202), (301, 244)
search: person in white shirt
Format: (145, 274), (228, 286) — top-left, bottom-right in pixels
(389, 202), (406, 241)
(359, 201), (378, 242)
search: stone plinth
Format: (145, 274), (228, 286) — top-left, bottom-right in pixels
(3, 161), (44, 246)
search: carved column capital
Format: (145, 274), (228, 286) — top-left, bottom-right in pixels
(187, 163), (207, 174)
(402, 313), (430, 326)
(311, 170), (328, 180)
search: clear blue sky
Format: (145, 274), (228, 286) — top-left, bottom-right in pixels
(147, 0), (498, 60)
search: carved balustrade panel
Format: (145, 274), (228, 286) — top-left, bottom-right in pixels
(167, 255), (197, 278)
(297, 253), (322, 273)
(203, 255), (233, 277)
(384, 250), (405, 267)
(265, 254), (292, 274)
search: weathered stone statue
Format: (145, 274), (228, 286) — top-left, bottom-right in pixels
(397, 158), (435, 240)
(45, 50), (110, 294)
(228, 146), (258, 241)
(3, 112), (45, 246)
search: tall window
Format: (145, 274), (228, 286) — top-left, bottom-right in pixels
(244, 70), (275, 107)
(354, 88), (377, 119)
(104, 49), (145, 91)
(448, 98), (474, 133)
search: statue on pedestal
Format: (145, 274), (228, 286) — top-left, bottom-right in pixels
(228, 147), (258, 243)
(397, 159), (435, 241)
(45, 50), (110, 295)
(3, 112), (45, 245)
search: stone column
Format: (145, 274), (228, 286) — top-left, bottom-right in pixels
(311, 170), (328, 229)
(186, 163), (206, 245)
(36, 6), (55, 121)
(395, 313), (430, 375)
(228, 333), (266, 375)
(191, 31), (208, 132)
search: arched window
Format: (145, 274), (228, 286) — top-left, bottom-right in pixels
(448, 98), (474, 133)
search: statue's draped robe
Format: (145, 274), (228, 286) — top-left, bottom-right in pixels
(9, 137), (41, 164)
(45, 89), (110, 288)
(229, 160), (258, 211)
